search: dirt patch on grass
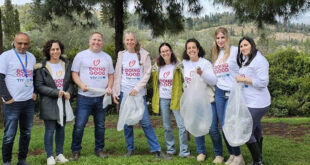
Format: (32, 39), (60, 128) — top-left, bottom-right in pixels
(28, 149), (44, 156)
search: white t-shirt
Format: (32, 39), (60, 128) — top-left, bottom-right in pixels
(71, 49), (114, 97)
(214, 46), (239, 91)
(47, 62), (65, 90)
(159, 64), (175, 99)
(182, 57), (217, 86)
(0, 49), (36, 101)
(120, 51), (145, 95)
(239, 51), (271, 108)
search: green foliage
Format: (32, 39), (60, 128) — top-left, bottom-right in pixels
(267, 48), (310, 117)
(2, 0), (20, 46)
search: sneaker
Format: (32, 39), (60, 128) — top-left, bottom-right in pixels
(47, 156), (56, 165)
(196, 153), (206, 162)
(71, 151), (80, 161)
(155, 151), (172, 160)
(124, 150), (134, 157)
(213, 156), (224, 164)
(55, 154), (69, 163)
(230, 155), (245, 165)
(225, 155), (235, 165)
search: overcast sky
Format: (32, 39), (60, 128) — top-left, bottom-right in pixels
(1, 0), (309, 25)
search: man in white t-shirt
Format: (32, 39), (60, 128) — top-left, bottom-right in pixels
(0, 32), (37, 165)
(70, 32), (114, 161)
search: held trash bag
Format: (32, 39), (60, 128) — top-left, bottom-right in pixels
(88, 87), (106, 96)
(87, 87), (111, 108)
(57, 98), (75, 127)
(223, 83), (253, 147)
(117, 93), (145, 131)
(102, 94), (112, 109)
(180, 72), (213, 137)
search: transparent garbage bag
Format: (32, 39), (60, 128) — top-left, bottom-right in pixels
(57, 98), (75, 127)
(102, 94), (112, 109)
(180, 73), (213, 137)
(223, 83), (253, 147)
(117, 93), (145, 131)
(87, 87), (112, 108)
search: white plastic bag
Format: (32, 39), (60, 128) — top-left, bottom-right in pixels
(57, 98), (75, 126)
(223, 83), (253, 147)
(102, 94), (112, 109)
(117, 93), (145, 131)
(180, 73), (213, 137)
(88, 87), (106, 96)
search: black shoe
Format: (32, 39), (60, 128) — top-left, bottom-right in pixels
(3, 162), (11, 165)
(124, 150), (134, 157)
(95, 150), (108, 158)
(71, 151), (80, 161)
(17, 159), (29, 165)
(247, 142), (263, 165)
(155, 151), (172, 160)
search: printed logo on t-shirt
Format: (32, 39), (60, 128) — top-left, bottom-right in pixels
(16, 69), (33, 78)
(56, 70), (63, 77)
(159, 71), (172, 87)
(54, 70), (64, 88)
(240, 74), (248, 88)
(163, 71), (170, 78)
(185, 70), (195, 84)
(93, 59), (100, 66)
(129, 60), (136, 67)
(88, 59), (106, 80)
(214, 63), (230, 78)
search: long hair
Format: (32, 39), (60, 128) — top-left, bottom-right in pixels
(43, 40), (65, 60)
(182, 38), (205, 60)
(156, 42), (177, 67)
(212, 27), (231, 64)
(237, 36), (258, 68)
(124, 32), (142, 65)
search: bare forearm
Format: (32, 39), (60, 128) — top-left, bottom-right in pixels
(107, 74), (114, 89)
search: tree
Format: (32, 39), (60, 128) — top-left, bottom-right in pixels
(3, 0), (20, 46)
(214, 0), (310, 28)
(33, 0), (202, 54)
(0, 8), (2, 128)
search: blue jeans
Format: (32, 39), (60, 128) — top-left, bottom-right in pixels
(215, 86), (241, 156)
(2, 99), (34, 163)
(194, 103), (223, 156)
(71, 94), (106, 152)
(248, 106), (269, 143)
(44, 119), (65, 157)
(120, 92), (161, 152)
(160, 98), (189, 157)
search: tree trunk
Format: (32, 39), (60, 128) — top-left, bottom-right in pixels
(0, 8), (3, 128)
(114, 0), (124, 56)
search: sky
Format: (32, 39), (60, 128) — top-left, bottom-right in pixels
(1, 0), (309, 25)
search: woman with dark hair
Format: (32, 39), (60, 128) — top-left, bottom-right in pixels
(182, 38), (217, 162)
(212, 27), (244, 165)
(35, 40), (73, 165)
(113, 32), (171, 159)
(235, 36), (270, 165)
(151, 43), (190, 157)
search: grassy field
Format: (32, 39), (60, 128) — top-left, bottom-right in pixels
(1, 115), (310, 165)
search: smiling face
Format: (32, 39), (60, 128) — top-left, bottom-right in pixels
(89, 33), (103, 53)
(49, 42), (61, 62)
(216, 32), (226, 48)
(124, 33), (136, 52)
(239, 39), (252, 56)
(14, 34), (30, 54)
(160, 45), (172, 64)
(186, 42), (199, 61)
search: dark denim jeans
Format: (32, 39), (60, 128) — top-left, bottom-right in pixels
(44, 119), (65, 157)
(2, 99), (34, 163)
(120, 92), (161, 152)
(215, 86), (241, 156)
(71, 94), (106, 152)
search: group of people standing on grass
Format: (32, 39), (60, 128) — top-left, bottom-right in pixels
(0, 27), (270, 165)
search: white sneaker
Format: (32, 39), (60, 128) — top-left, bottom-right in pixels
(225, 155), (235, 165)
(47, 156), (56, 165)
(213, 156), (224, 164)
(55, 154), (69, 163)
(196, 153), (206, 162)
(230, 155), (245, 165)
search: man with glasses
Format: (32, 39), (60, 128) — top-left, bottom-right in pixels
(0, 32), (37, 165)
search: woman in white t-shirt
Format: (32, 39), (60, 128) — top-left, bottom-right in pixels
(181, 38), (217, 162)
(151, 43), (190, 157)
(236, 36), (270, 165)
(212, 27), (244, 165)
(35, 40), (73, 165)
(113, 32), (170, 159)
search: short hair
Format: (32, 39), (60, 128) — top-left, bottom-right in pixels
(43, 40), (65, 60)
(89, 32), (103, 40)
(156, 42), (178, 67)
(14, 32), (30, 40)
(182, 38), (205, 60)
(237, 36), (258, 68)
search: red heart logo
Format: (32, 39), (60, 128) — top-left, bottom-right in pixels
(129, 60), (136, 67)
(93, 59), (100, 66)
(190, 70), (195, 77)
(163, 71), (170, 78)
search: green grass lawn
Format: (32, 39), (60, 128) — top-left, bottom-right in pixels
(1, 115), (310, 165)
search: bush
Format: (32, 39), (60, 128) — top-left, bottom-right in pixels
(267, 48), (310, 117)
